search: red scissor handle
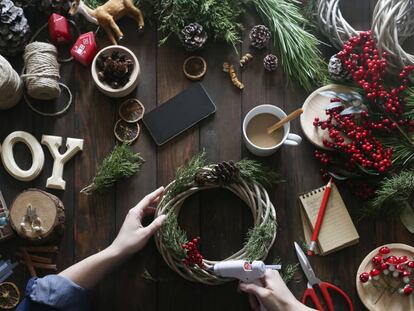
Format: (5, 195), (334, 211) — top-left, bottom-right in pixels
(302, 288), (324, 311)
(301, 282), (354, 311)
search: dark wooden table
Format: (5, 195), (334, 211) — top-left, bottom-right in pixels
(1, 1), (414, 310)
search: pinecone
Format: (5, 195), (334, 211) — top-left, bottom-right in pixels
(263, 54), (278, 72)
(39, 0), (70, 15)
(249, 25), (270, 49)
(179, 22), (208, 52)
(328, 54), (351, 82)
(211, 161), (239, 185)
(0, 0), (31, 56)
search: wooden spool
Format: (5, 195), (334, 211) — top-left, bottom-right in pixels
(9, 189), (65, 243)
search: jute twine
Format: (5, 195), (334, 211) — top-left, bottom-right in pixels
(0, 55), (23, 109)
(21, 42), (61, 100)
(155, 166), (277, 285)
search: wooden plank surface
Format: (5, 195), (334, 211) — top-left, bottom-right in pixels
(1, 1), (414, 310)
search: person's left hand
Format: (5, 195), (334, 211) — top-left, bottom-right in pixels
(110, 186), (167, 256)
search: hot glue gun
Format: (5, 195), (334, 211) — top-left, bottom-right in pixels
(211, 260), (281, 311)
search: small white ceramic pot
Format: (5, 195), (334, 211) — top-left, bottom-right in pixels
(91, 45), (140, 98)
(243, 104), (302, 157)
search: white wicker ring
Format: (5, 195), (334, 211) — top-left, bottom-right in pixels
(154, 166), (277, 285)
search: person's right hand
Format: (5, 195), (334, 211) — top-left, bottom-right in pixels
(239, 270), (315, 311)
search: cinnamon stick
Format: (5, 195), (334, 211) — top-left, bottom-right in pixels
(23, 246), (58, 253)
(20, 248), (37, 277)
(16, 252), (53, 264)
(19, 261), (57, 271)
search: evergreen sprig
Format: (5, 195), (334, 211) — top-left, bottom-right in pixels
(366, 171), (414, 217)
(164, 151), (206, 202)
(273, 258), (299, 283)
(80, 144), (145, 195)
(249, 0), (327, 91)
(244, 221), (277, 261)
(153, 0), (244, 49)
(159, 214), (187, 259)
(236, 159), (282, 187)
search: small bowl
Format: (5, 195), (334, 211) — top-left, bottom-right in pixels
(183, 56), (207, 81)
(91, 45), (140, 98)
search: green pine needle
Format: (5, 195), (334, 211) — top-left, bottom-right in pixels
(244, 221), (277, 261)
(80, 144), (145, 195)
(164, 151), (206, 202)
(249, 0), (328, 91)
(236, 159), (282, 187)
(153, 0), (244, 50)
(273, 258), (299, 283)
(366, 171), (414, 217)
(159, 214), (187, 259)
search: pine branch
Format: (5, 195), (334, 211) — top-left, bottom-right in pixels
(236, 159), (282, 187)
(273, 258), (299, 283)
(164, 151), (206, 202)
(244, 221), (276, 261)
(249, 0), (328, 91)
(80, 144), (145, 195)
(366, 171), (414, 217)
(159, 214), (187, 259)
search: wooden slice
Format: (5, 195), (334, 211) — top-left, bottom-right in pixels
(0, 282), (20, 309)
(300, 84), (355, 150)
(356, 243), (414, 311)
(9, 189), (65, 243)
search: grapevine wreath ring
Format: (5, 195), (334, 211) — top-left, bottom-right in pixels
(154, 154), (278, 285)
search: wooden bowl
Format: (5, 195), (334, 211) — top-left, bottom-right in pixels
(300, 84), (355, 149)
(356, 243), (414, 311)
(183, 56), (207, 81)
(91, 45), (140, 98)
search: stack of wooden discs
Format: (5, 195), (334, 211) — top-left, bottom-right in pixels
(9, 189), (65, 243)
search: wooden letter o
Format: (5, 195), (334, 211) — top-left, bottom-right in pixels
(0, 131), (45, 181)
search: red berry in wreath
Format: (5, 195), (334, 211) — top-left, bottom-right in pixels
(379, 246), (390, 255)
(359, 272), (370, 283)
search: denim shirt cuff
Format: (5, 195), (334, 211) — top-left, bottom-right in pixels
(26, 275), (90, 310)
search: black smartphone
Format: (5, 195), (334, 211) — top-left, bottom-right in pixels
(143, 83), (216, 146)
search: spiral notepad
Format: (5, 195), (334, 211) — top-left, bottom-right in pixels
(298, 183), (359, 255)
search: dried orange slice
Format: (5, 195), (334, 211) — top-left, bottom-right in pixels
(0, 282), (20, 309)
(119, 99), (145, 123)
(114, 119), (140, 143)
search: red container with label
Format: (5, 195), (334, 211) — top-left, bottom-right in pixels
(70, 32), (97, 66)
(48, 13), (72, 45)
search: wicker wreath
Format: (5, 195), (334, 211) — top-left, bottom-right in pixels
(372, 0), (414, 71)
(154, 157), (277, 285)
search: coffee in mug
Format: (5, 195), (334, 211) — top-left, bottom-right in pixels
(246, 113), (284, 148)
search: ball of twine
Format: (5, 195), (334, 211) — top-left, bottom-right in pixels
(155, 166), (277, 285)
(372, 0), (414, 71)
(21, 42), (61, 100)
(0, 55), (23, 109)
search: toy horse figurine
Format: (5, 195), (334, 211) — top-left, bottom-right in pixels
(69, 0), (144, 45)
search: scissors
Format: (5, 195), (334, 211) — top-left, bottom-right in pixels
(294, 242), (354, 311)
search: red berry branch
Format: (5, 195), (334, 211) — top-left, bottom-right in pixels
(313, 31), (414, 188)
(182, 237), (205, 269)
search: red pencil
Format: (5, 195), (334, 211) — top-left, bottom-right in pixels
(307, 178), (333, 256)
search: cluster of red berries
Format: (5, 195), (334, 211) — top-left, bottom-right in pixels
(314, 105), (393, 174)
(359, 246), (414, 296)
(346, 180), (376, 200)
(182, 237), (204, 268)
(336, 31), (413, 117)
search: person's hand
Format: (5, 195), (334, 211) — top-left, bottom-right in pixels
(110, 186), (167, 256)
(239, 270), (314, 311)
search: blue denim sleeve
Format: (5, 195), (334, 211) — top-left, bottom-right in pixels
(16, 275), (90, 311)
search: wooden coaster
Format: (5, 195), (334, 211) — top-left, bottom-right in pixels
(9, 189), (65, 243)
(356, 243), (414, 311)
(300, 84), (355, 150)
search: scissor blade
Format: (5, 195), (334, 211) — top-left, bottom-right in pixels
(294, 242), (318, 284)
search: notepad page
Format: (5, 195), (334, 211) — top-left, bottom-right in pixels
(299, 184), (359, 254)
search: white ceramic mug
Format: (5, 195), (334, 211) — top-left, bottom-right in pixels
(243, 105), (302, 157)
